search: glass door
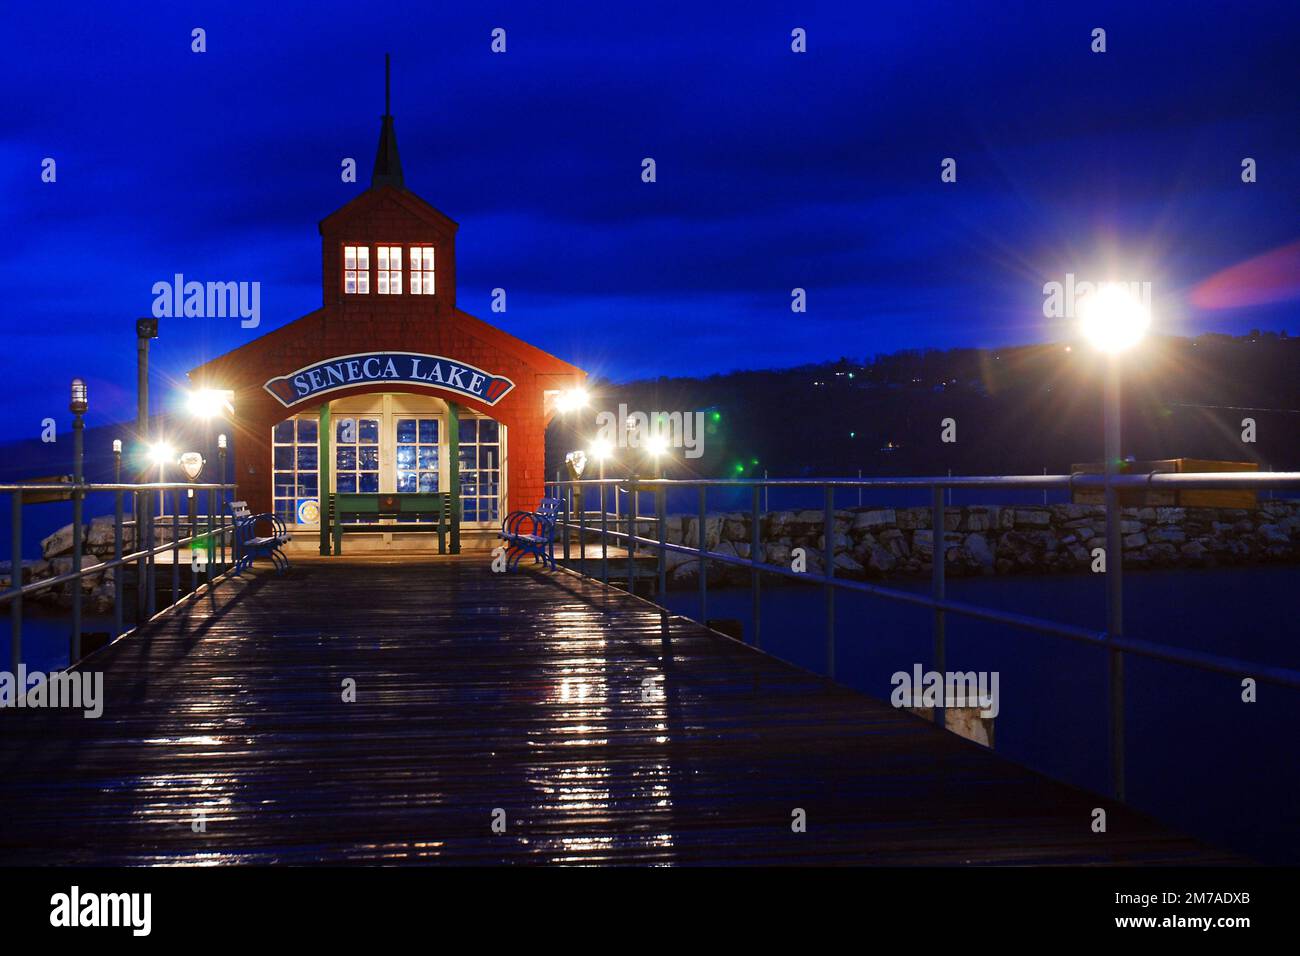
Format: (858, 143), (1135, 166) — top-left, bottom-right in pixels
(334, 416), (381, 493)
(395, 416), (441, 493)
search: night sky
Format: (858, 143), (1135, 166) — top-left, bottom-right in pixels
(3, 0), (1298, 442)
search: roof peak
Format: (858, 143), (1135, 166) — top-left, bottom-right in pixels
(371, 54), (405, 190)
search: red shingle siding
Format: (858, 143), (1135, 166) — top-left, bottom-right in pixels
(189, 186), (582, 519)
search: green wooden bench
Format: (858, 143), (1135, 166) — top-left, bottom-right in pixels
(328, 492), (458, 555)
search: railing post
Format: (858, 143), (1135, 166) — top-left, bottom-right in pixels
(578, 483), (586, 579)
(134, 490), (145, 627)
(751, 484), (761, 648)
(931, 485), (947, 728)
(823, 484), (835, 679)
(600, 482), (609, 587)
(1104, 357), (1126, 801)
(206, 488), (215, 589)
(10, 490), (22, 675)
(626, 477), (637, 592)
(697, 485), (707, 623)
(146, 485), (156, 619)
(172, 490), (181, 606)
(656, 482), (667, 600)
(563, 483), (571, 563)
(113, 490), (124, 639)
(71, 412), (85, 664)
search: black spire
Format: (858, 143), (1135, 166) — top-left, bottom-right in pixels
(371, 54), (404, 189)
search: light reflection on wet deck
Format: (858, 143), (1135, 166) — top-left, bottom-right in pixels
(0, 556), (1236, 865)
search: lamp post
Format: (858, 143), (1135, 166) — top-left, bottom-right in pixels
(218, 434), (228, 570)
(69, 378), (87, 662)
(587, 440), (615, 582)
(188, 389), (233, 569)
(112, 439), (123, 637)
(589, 439), (613, 484)
(1078, 282), (1151, 802)
(150, 443), (174, 516)
(135, 319), (158, 626)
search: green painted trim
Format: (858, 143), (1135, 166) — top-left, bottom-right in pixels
(318, 401), (331, 555)
(447, 401), (461, 554)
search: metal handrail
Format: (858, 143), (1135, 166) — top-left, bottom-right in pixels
(547, 470), (1300, 802)
(6, 479), (240, 672)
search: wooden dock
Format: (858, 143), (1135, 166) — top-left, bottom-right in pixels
(0, 556), (1238, 864)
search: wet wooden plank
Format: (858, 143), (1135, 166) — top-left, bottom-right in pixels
(0, 556), (1239, 865)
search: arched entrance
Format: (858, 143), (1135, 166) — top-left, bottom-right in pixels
(270, 390), (506, 551)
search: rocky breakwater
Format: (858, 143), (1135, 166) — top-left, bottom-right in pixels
(2, 516), (170, 612)
(644, 499), (1300, 588)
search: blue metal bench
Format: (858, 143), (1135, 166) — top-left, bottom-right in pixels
(498, 497), (561, 571)
(230, 500), (292, 575)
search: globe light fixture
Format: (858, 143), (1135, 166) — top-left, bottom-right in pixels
(69, 377), (88, 414)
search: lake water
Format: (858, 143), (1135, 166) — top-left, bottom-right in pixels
(661, 565), (1300, 864)
(7, 611), (116, 674)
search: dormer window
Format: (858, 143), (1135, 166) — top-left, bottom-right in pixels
(377, 246), (403, 294)
(411, 246), (435, 295)
(343, 245), (369, 294)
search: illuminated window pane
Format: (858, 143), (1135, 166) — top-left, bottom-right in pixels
(271, 414), (320, 527)
(410, 246), (435, 295)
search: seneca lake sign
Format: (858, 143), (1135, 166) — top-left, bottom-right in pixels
(263, 352), (516, 407)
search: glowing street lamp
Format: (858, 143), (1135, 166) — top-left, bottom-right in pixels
(555, 387), (589, 414)
(1078, 284), (1151, 355)
(187, 388), (234, 419)
(645, 432), (670, 478)
(589, 438), (613, 482)
(1078, 281), (1150, 802)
